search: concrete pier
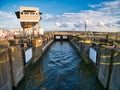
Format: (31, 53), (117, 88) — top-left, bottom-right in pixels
(98, 46), (113, 88)
(9, 46), (24, 87)
(69, 34), (120, 90)
(0, 47), (12, 90)
(109, 48), (120, 90)
(32, 38), (43, 63)
(0, 32), (54, 89)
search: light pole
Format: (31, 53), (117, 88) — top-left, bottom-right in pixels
(84, 21), (87, 37)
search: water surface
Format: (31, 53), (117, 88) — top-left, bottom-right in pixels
(17, 41), (104, 90)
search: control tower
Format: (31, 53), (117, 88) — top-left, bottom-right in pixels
(15, 7), (42, 36)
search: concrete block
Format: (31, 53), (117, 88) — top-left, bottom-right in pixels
(80, 43), (90, 55)
(32, 46), (42, 62)
(9, 46), (24, 87)
(32, 38), (43, 48)
(98, 47), (112, 88)
(109, 49), (120, 90)
(0, 48), (12, 90)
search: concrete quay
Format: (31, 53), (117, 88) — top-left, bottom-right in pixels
(0, 32), (54, 90)
(69, 34), (120, 90)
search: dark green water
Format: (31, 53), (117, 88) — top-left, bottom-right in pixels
(17, 41), (104, 90)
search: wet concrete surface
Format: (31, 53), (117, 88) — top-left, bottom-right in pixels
(17, 41), (104, 90)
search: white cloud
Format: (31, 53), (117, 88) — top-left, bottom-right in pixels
(89, 3), (102, 8)
(43, 14), (55, 21)
(102, 0), (120, 6)
(97, 22), (105, 27)
(56, 22), (61, 27)
(74, 21), (83, 28)
(116, 21), (120, 25)
(55, 22), (70, 28)
(0, 11), (20, 30)
(42, 0), (120, 32)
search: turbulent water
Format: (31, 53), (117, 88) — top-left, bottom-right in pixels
(17, 41), (104, 90)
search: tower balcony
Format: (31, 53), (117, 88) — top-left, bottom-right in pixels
(20, 14), (41, 22)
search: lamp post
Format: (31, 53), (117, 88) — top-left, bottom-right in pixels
(84, 21), (87, 37)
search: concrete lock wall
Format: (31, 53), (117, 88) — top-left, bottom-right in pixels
(0, 34), (54, 89)
(9, 45), (24, 87)
(32, 38), (43, 62)
(81, 43), (90, 56)
(0, 48), (12, 90)
(109, 49), (120, 90)
(70, 36), (120, 89)
(77, 41), (90, 56)
(98, 46), (113, 88)
(70, 39), (90, 63)
(42, 37), (48, 46)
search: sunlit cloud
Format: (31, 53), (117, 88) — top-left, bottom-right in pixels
(0, 11), (20, 29)
(74, 21), (83, 28)
(89, 3), (102, 8)
(56, 22), (71, 28)
(42, 0), (120, 32)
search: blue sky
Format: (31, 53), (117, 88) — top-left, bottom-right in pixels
(0, 0), (111, 14)
(0, 0), (120, 31)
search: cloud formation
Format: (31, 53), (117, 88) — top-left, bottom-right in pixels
(55, 22), (70, 28)
(89, 3), (102, 8)
(0, 11), (20, 29)
(74, 21), (83, 28)
(42, 0), (120, 32)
